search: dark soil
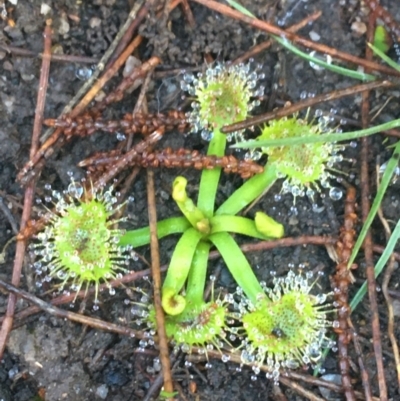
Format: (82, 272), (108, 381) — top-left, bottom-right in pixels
(1, 0), (400, 400)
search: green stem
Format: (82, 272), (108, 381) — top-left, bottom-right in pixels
(119, 217), (190, 248)
(216, 164), (278, 216)
(185, 241), (211, 308)
(209, 215), (274, 239)
(161, 228), (203, 315)
(208, 231), (268, 304)
(197, 128), (227, 218)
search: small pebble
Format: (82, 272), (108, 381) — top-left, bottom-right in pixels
(89, 17), (102, 29)
(309, 31), (320, 41)
(351, 21), (367, 35)
(318, 374), (342, 401)
(58, 13), (70, 35)
(393, 299), (400, 317)
(40, 3), (52, 15)
(95, 384), (109, 399)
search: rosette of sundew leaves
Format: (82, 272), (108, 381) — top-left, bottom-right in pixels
(30, 179), (134, 307)
(121, 62), (285, 352)
(232, 270), (334, 382)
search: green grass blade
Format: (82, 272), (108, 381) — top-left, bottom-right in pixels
(368, 42), (400, 73)
(350, 218), (400, 311)
(347, 141), (400, 268)
(273, 35), (376, 81)
(231, 119), (400, 149)
(225, 0), (254, 17)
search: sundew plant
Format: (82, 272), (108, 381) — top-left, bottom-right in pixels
(121, 61), (335, 379)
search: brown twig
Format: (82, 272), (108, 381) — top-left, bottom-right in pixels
(1, 267), (163, 326)
(0, 21), (52, 360)
(0, 279), (140, 337)
(221, 80), (394, 134)
(330, 186), (358, 401)
(0, 43), (99, 64)
(233, 10), (322, 65)
(279, 376), (325, 401)
(176, 0), (196, 28)
(376, 165), (400, 392)
(359, 13), (388, 400)
(286, 371), (380, 401)
(232, 235), (337, 254)
(91, 56), (161, 114)
(147, 169), (174, 396)
(373, 245), (400, 262)
(105, 0), (150, 70)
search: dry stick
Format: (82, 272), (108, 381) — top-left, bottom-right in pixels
(1, 267), (162, 325)
(287, 371), (381, 401)
(359, 13), (388, 400)
(147, 169), (174, 396)
(0, 21), (53, 360)
(105, 0), (150, 70)
(331, 186), (358, 401)
(178, 0), (196, 28)
(225, 234), (337, 255)
(279, 377), (325, 401)
(222, 80), (394, 133)
(233, 10), (322, 65)
(91, 56), (161, 114)
(376, 165), (400, 392)
(0, 279), (140, 338)
(270, 385), (289, 401)
(347, 318), (374, 401)
(127, 67), (155, 149)
(191, 0), (400, 77)
(0, 44), (99, 64)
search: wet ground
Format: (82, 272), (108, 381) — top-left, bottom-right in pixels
(1, 0), (400, 400)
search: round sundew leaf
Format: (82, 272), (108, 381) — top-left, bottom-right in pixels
(32, 183), (131, 300)
(255, 116), (342, 197)
(238, 271), (332, 374)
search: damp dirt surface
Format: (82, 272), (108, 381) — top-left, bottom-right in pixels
(1, 0), (400, 400)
